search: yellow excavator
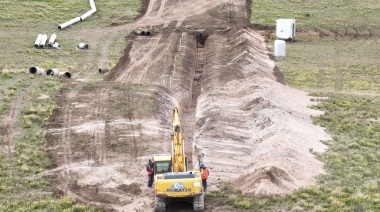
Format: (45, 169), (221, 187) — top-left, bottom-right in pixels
(153, 107), (204, 212)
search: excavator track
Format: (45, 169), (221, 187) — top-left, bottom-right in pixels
(193, 193), (205, 211)
(155, 196), (166, 212)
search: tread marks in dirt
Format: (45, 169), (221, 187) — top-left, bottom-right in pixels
(125, 88), (138, 162)
(0, 76), (32, 181)
(145, 0), (157, 17)
(116, 31), (178, 84)
(92, 86), (108, 166)
(116, 34), (163, 82)
(61, 90), (75, 183)
(157, 0), (167, 18)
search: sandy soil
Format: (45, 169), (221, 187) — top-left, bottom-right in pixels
(44, 0), (331, 211)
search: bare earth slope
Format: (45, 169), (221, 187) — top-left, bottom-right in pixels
(45, 0), (331, 211)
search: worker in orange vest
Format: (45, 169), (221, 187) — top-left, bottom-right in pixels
(146, 159), (154, 188)
(200, 163), (209, 192)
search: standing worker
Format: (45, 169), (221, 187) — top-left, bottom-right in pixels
(200, 163), (209, 192)
(146, 159), (154, 188)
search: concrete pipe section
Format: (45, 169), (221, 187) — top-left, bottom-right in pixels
(99, 68), (109, 74)
(29, 66), (44, 75)
(39, 34), (48, 48)
(135, 28), (151, 36)
(46, 68), (60, 76)
(77, 43), (89, 49)
(34, 34), (43, 48)
(47, 69), (71, 79)
(48, 34), (57, 47)
(59, 72), (72, 79)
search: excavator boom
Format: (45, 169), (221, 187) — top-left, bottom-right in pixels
(171, 107), (186, 172)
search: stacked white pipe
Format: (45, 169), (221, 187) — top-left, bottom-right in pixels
(58, 0), (97, 29)
(47, 34), (57, 47)
(34, 34), (59, 49)
(39, 34), (48, 48)
(34, 34), (48, 48)
(34, 34), (43, 48)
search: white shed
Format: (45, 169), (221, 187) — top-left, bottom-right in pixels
(276, 19), (296, 41)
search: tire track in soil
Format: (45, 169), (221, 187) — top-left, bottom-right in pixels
(61, 91), (74, 176)
(156, 0), (167, 18)
(134, 31), (176, 83)
(116, 34), (163, 82)
(92, 85), (107, 166)
(1, 91), (24, 177)
(125, 88), (138, 162)
(0, 76), (38, 182)
(145, 0), (157, 17)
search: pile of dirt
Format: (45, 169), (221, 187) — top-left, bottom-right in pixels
(193, 28), (331, 195)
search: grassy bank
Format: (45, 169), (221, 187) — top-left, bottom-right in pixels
(207, 1), (380, 211)
(0, 73), (100, 211)
(250, 0), (380, 31)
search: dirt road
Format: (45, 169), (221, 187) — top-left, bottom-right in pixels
(45, 0), (330, 211)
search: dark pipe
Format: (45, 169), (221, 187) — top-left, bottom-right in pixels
(29, 67), (37, 74)
(46, 69), (53, 76)
(62, 72), (72, 78)
(99, 68), (109, 74)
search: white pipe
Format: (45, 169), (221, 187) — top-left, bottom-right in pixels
(89, 0), (96, 10)
(34, 34), (42, 48)
(58, 17), (81, 30)
(46, 68), (60, 76)
(29, 66), (44, 75)
(48, 34), (57, 47)
(39, 34), (48, 48)
(59, 0), (96, 29)
(59, 72), (72, 79)
(80, 8), (96, 21)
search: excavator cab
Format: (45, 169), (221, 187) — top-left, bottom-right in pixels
(154, 160), (172, 174)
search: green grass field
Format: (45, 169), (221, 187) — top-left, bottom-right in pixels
(251, 0), (380, 94)
(209, 0), (380, 211)
(0, 0), (141, 72)
(0, 0), (141, 210)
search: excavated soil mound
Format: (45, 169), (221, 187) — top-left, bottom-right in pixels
(193, 28), (331, 195)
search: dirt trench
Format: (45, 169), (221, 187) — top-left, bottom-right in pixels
(44, 0), (331, 211)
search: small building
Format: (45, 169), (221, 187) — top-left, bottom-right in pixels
(276, 19), (296, 41)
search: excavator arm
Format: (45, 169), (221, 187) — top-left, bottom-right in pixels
(171, 107), (187, 172)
